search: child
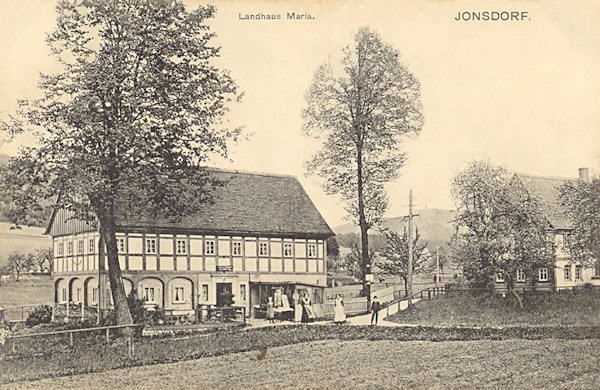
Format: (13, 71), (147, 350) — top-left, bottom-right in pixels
(267, 296), (275, 324)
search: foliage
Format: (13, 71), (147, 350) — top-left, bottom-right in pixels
(560, 177), (600, 266)
(450, 161), (556, 292)
(378, 227), (432, 287)
(326, 236), (340, 258)
(302, 27), (423, 300)
(4, 251), (34, 281)
(25, 305), (53, 327)
(0, 0), (241, 327)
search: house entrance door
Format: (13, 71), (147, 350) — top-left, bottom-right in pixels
(216, 283), (233, 307)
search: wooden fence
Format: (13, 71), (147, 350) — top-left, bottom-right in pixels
(5, 323), (143, 357)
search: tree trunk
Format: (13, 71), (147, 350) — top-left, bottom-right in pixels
(356, 146), (371, 308)
(98, 210), (133, 335)
(507, 278), (523, 309)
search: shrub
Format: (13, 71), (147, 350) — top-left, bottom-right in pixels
(25, 305), (53, 327)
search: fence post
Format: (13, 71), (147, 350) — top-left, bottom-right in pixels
(428, 290), (431, 300)
(106, 327), (110, 343)
(11, 338), (15, 354)
(127, 334), (134, 358)
(21, 306), (24, 321)
(69, 331), (73, 346)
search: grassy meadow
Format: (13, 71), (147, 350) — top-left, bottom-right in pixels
(387, 289), (600, 327)
(0, 275), (53, 321)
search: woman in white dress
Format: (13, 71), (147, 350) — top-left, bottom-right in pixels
(334, 294), (346, 324)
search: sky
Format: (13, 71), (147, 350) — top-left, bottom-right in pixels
(1, 0), (599, 228)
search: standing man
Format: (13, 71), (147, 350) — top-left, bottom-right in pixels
(371, 296), (381, 325)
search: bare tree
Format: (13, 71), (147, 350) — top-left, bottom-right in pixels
(379, 228), (431, 295)
(302, 27), (423, 305)
(6, 251), (34, 281)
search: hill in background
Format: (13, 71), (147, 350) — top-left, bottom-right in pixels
(334, 208), (455, 246)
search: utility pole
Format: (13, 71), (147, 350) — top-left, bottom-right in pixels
(407, 189), (414, 307)
(436, 244), (440, 284)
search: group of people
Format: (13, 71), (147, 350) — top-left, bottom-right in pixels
(267, 292), (383, 325)
(266, 291), (316, 323)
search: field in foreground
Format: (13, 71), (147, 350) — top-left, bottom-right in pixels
(5, 338), (599, 390)
(388, 290), (600, 327)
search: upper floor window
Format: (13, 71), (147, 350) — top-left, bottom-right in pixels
(575, 265), (582, 281)
(146, 238), (157, 254)
(116, 238), (126, 253)
(58, 243), (64, 256)
(205, 240), (215, 255)
(88, 238), (95, 254)
(176, 239), (187, 255)
(67, 242), (73, 256)
(564, 265), (571, 280)
(259, 242), (269, 257)
(232, 241), (242, 256)
(307, 243), (317, 258)
(283, 243), (293, 258)
(538, 268), (548, 282)
(77, 239), (84, 255)
(516, 269), (526, 282)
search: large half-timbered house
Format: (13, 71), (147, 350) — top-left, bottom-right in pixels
(495, 168), (600, 290)
(46, 169), (334, 319)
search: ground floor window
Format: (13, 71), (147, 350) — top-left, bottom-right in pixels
(575, 265), (582, 281)
(62, 288), (67, 302)
(201, 284), (209, 302)
(144, 287), (156, 303)
(516, 269), (525, 282)
(564, 265), (571, 280)
(596, 263), (600, 278)
(173, 286), (185, 303)
(538, 268), (548, 282)
(240, 284), (246, 301)
(92, 287), (98, 304)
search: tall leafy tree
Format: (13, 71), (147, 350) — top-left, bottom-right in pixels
(379, 227), (431, 294)
(560, 175), (600, 266)
(451, 161), (555, 307)
(302, 27), (423, 304)
(0, 0), (240, 329)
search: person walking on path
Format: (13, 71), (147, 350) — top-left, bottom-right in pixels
(371, 296), (381, 325)
(334, 294), (346, 324)
(267, 296), (275, 324)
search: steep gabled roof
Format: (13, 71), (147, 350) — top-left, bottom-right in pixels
(116, 169), (334, 237)
(46, 168), (334, 238)
(514, 173), (575, 230)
